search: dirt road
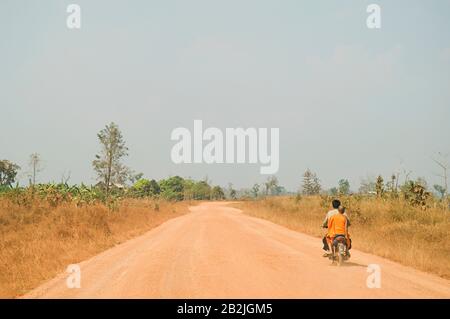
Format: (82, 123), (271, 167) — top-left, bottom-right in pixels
(24, 202), (450, 298)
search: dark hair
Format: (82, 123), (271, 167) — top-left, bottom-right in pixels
(332, 199), (341, 209)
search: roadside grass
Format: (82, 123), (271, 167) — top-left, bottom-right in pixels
(235, 196), (450, 279)
(0, 198), (189, 298)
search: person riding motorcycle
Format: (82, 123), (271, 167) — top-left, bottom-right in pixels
(322, 199), (351, 257)
(326, 206), (351, 259)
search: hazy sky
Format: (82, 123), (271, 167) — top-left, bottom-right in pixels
(1, 0), (450, 191)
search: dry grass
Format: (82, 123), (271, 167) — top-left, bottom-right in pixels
(235, 196), (450, 279)
(0, 197), (189, 298)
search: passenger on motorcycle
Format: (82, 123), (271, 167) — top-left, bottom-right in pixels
(322, 199), (351, 257)
(326, 206), (351, 258)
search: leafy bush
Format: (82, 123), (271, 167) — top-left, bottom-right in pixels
(159, 176), (185, 201)
(401, 181), (431, 209)
(211, 186), (225, 200)
(131, 179), (160, 197)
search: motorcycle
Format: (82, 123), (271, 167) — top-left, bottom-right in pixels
(329, 235), (350, 266)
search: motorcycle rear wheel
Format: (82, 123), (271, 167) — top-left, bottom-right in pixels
(337, 243), (345, 266)
(337, 253), (344, 266)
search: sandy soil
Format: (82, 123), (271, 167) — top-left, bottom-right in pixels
(23, 202), (450, 298)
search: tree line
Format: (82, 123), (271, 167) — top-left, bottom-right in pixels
(300, 164), (449, 210)
(1, 122), (448, 207)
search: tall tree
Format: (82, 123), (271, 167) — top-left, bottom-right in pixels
(227, 183), (237, 199)
(229, 188), (237, 199)
(0, 160), (20, 187)
(375, 175), (384, 197)
(211, 186), (225, 200)
(434, 184), (446, 199)
(338, 179), (350, 195)
(302, 169), (321, 195)
(265, 176), (279, 196)
(359, 176), (375, 194)
(385, 174), (397, 194)
(92, 122), (129, 195)
(29, 153), (42, 185)
(251, 183), (260, 198)
(432, 153), (448, 205)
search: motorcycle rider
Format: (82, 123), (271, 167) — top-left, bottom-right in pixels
(326, 205), (350, 259)
(322, 199), (351, 257)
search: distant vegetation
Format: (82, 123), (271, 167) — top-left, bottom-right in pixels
(1, 122), (447, 208)
(0, 122), (227, 206)
(298, 167), (449, 211)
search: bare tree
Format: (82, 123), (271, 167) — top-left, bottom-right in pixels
(61, 170), (71, 184)
(403, 169), (412, 184)
(92, 122), (129, 196)
(301, 169), (321, 195)
(394, 159), (405, 192)
(432, 152), (449, 206)
(394, 171), (400, 192)
(29, 153), (42, 185)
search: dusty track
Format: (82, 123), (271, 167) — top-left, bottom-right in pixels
(24, 202), (450, 298)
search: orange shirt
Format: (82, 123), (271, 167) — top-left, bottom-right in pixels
(327, 213), (347, 238)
